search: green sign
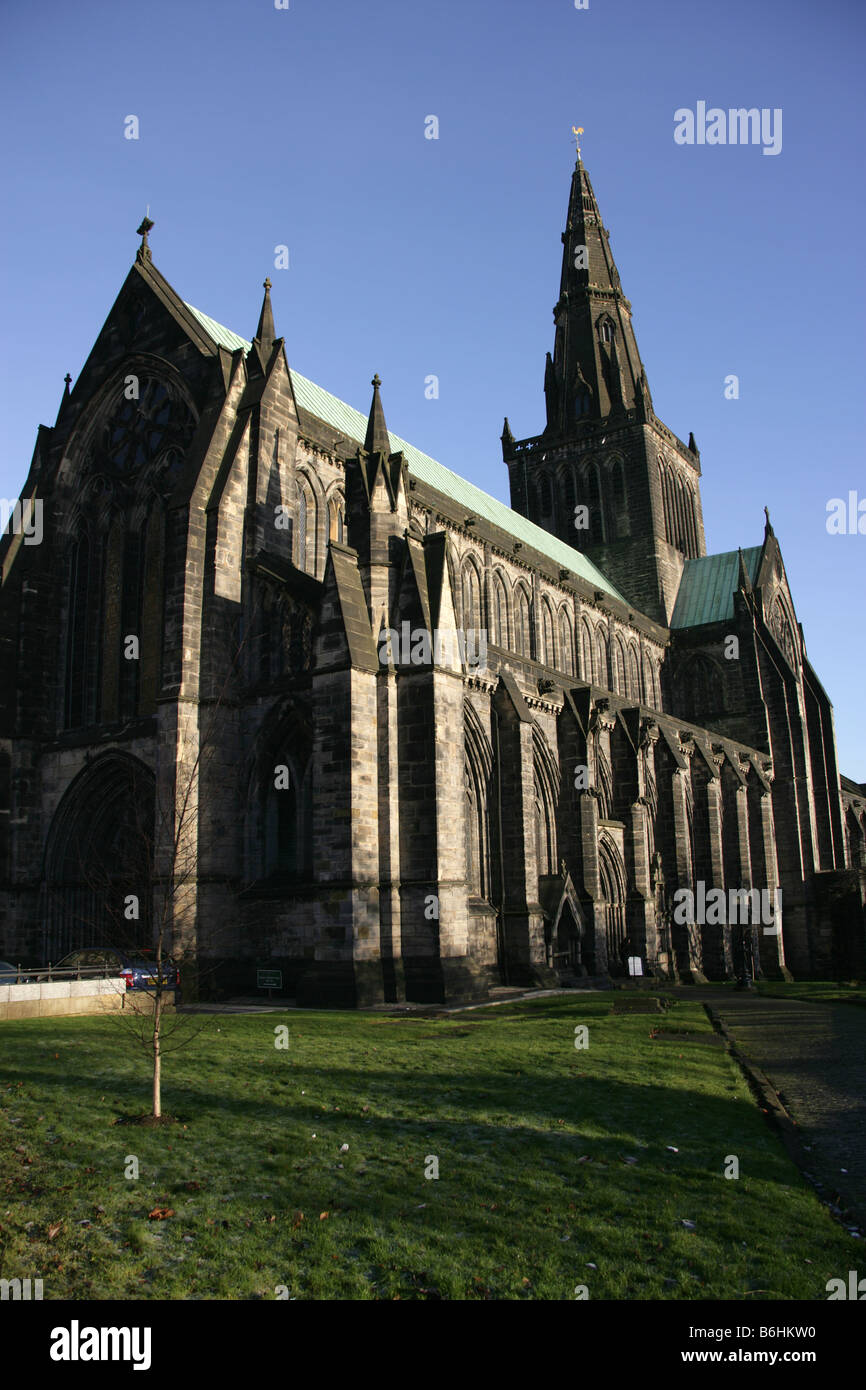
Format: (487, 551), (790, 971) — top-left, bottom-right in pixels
(257, 968), (282, 990)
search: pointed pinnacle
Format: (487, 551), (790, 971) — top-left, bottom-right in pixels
(254, 277), (276, 352)
(364, 374), (390, 455)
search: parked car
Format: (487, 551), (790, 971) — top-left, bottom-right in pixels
(51, 948), (180, 993)
(0, 959), (36, 983)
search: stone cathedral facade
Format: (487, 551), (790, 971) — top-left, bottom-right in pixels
(1, 158), (864, 1005)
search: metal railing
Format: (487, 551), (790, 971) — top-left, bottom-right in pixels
(2, 963), (127, 984)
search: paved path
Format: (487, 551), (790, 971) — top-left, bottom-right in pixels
(677, 988), (866, 1233)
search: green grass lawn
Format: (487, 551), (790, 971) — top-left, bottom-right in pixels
(0, 996), (857, 1300)
(755, 980), (866, 1007)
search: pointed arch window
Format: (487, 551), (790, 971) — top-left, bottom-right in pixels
(515, 586), (532, 658)
(297, 481), (318, 574)
(681, 654), (723, 722)
(627, 645), (641, 702)
(462, 560), (483, 645)
(563, 468), (576, 513)
(328, 495), (345, 544)
(594, 626), (609, 689)
(65, 533), (93, 729)
(643, 653), (658, 709)
(558, 609), (574, 677)
(298, 489), (307, 568)
(542, 601), (555, 668)
(539, 474), (553, 516)
(587, 463), (604, 544)
(534, 775), (557, 877)
(264, 759), (312, 880)
(606, 457), (628, 541)
(579, 619), (594, 682)
(612, 637), (626, 695)
(138, 503), (165, 715)
(464, 762), (491, 898)
(492, 573), (509, 649)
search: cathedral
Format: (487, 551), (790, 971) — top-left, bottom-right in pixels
(1, 154), (864, 1005)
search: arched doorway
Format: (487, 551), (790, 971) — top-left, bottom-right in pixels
(553, 901), (583, 974)
(42, 753), (155, 960)
(598, 834), (627, 974)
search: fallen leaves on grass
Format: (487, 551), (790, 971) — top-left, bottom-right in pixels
(147, 1207), (175, 1221)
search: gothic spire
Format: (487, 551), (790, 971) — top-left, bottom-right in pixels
(254, 277), (276, 355)
(544, 153), (651, 434)
(364, 374), (390, 455)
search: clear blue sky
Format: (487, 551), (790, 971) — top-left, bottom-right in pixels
(1, 0), (864, 776)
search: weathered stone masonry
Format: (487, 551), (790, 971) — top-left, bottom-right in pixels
(1, 161), (863, 1003)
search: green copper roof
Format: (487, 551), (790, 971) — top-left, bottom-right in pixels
(671, 546), (762, 629)
(184, 302), (625, 603)
(185, 304), (251, 353)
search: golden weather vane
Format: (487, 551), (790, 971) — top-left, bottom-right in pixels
(572, 125), (584, 157)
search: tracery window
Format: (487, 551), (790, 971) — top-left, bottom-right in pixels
(63, 376), (191, 730)
(97, 378), (194, 477)
(770, 595), (798, 669)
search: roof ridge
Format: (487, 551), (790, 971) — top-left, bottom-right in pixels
(184, 300), (625, 603)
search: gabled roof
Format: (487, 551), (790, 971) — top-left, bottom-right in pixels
(670, 546), (762, 629)
(184, 302), (626, 604)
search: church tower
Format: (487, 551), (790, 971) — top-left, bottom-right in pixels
(502, 145), (706, 624)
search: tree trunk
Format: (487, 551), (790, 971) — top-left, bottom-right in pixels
(152, 991), (162, 1118)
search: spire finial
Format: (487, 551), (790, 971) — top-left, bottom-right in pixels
(764, 505), (774, 536)
(136, 214), (154, 262)
(63, 373), (72, 393)
(571, 125), (584, 159)
(372, 373), (381, 389)
(263, 277), (272, 292)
